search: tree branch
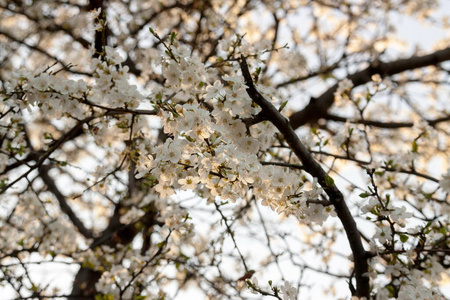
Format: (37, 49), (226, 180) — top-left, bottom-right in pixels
(0, 116), (96, 194)
(240, 55), (370, 298)
(38, 164), (94, 239)
(0, 29), (91, 77)
(289, 47), (450, 129)
(325, 113), (450, 128)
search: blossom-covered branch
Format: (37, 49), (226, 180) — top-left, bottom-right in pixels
(240, 55), (370, 298)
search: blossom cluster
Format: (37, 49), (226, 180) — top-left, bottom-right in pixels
(0, 2), (449, 298)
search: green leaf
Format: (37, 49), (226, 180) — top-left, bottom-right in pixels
(423, 192), (432, 199)
(324, 175), (334, 186)
(412, 140), (418, 153)
(253, 66), (262, 83)
(398, 233), (409, 243)
(278, 100), (288, 112)
(95, 294), (114, 300)
(359, 192), (370, 198)
(183, 135), (195, 143)
(170, 32), (178, 43)
(386, 285), (395, 297)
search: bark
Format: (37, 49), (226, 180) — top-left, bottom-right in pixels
(289, 47), (450, 129)
(70, 204), (160, 299)
(39, 164), (94, 239)
(240, 55), (370, 298)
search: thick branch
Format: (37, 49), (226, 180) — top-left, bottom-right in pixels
(240, 55), (370, 298)
(0, 116), (96, 194)
(70, 203), (160, 299)
(38, 164), (94, 239)
(289, 47), (450, 129)
(326, 113), (450, 128)
(88, 0), (107, 59)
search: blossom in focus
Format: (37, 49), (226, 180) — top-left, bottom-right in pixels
(280, 281), (297, 300)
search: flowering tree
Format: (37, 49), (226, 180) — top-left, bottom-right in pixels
(0, 0), (449, 299)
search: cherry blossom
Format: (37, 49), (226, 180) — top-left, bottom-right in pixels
(0, 1), (448, 300)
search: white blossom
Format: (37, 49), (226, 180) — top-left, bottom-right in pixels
(280, 281), (297, 300)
